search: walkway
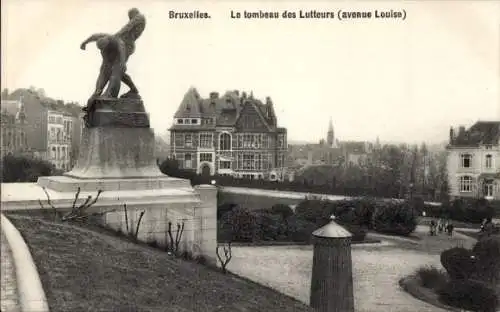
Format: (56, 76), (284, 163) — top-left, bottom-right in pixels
(225, 226), (476, 312)
(1, 231), (21, 312)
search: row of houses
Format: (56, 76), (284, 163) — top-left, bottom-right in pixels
(1, 89), (83, 170)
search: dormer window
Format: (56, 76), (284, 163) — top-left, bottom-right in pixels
(185, 119), (191, 124)
(177, 119), (183, 124)
(191, 119), (198, 124)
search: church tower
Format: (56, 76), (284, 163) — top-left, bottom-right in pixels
(327, 117), (335, 148)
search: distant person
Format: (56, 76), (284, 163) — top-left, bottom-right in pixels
(446, 222), (454, 236)
(429, 220), (437, 236)
(437, 218), (444, 233)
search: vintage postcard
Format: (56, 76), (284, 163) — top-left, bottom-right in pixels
(1, 1), (499, 311)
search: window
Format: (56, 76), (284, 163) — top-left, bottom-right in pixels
(278, 134), (285, 148)
(184, 153), (192, 169)
(177, 119), (184, 124)
(191, 119), (198, 124)
(484, 181), (494, 197)
(460, 154), (472, 168)
(185, 134), (193, 147)
(200, 153), (212, 162)
(174, 133), (184, 146)
(485, 154), (493, 169)
(459, 176), (472, 192)
(219, 132), (231, 150)
(199, 133), (213, 148)
(242, 153), (255, 170)
(262, 135), (269, 148)
(219, 161), (231, 169)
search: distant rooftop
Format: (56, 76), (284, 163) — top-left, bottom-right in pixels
(449, 121), (500, 147)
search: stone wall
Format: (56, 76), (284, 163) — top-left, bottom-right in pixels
(0, 182), (219, 265)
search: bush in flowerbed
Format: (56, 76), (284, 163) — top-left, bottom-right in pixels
(440, 247), (477, 280)
(415, 265), (448, 290)
(371, 200), (417, 236)
(294, 199), (332, 225)
(438, 198), (496, 224)
(220, 207), (259, 242)
(270, 204), (294, 220)
(286, 216), (317, 244)
(294, 198), (373, 242)
(472, 235), (500, 285)
(217, 203), (238, 220)
(437, 279), (498, 312)
(254, 212), (288, 241)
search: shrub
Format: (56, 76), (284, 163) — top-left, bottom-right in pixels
(1, 155), (57, 182)
(286, 216), (317, 244)
(438, 279), (498, 312)
(270, 204), (294, 219)
(334, 209), (367, 242)
(371, 200), (417, 236)
(220, 207), (258, 242)
(217, 203), (238, 220)
(440, 247), (476, 280)
(472, 235), (500, 285)
(255, 212), (287, 241)
(415, 265), (448, 290)
(295, 199), (332, 225)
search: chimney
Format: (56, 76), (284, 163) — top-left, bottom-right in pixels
(209, 92), (219, 99)
(266, 96), (273, 106)
(242, 92), (247, 99)
(449, 127), (454, 143)
(458, 126), (466, 136)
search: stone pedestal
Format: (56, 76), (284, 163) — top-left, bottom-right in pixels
(64, 127), (164, 179)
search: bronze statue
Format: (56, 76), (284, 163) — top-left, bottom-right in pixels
(80, 8), (146, 102)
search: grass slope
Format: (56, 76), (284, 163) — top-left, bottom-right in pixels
(9, 215), (313, 312)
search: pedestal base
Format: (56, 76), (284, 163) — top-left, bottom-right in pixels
(65, 127), (164, 179)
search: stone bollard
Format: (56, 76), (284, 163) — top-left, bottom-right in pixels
(309, 217), (355, 312)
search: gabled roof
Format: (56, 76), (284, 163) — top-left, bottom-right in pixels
(171, 88), (279, 131)
(450, 121), (500, 147)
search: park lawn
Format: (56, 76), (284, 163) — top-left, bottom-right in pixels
(8, 215), (313, 312)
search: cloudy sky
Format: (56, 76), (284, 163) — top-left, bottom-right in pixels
(2, 0), (499, 144)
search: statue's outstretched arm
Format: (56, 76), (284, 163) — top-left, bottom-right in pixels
(80, 33), (109, 50)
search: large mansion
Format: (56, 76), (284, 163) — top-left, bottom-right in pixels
(446, 121), (500, 200)
(169, 88), (287, 180)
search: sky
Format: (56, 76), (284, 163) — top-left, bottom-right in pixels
(2, 0), (499, 144)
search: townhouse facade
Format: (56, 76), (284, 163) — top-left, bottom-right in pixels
(5, 89), (82, 170)
(0, 99), (29, 157)
(169, 88), (288, 180)
(446, 121), (500, 200)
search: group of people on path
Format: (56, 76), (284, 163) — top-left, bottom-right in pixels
(428, 217), (498, 237)
(429, 218), (455, 236)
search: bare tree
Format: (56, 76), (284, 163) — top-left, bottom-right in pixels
(122, 203), (145, 240)
(216, 242), (232, 273)
(167, 221), (185, 254)
(38, 187), (113, 221)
